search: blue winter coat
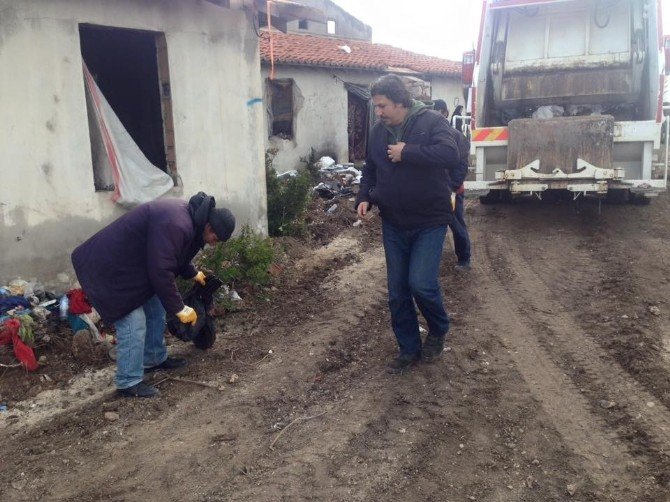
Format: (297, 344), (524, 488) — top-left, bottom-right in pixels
(71, 193), (214, 324)
(356, 105), (465, 230)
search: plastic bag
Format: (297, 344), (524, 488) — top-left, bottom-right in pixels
(532, 105), (564, 120)
(83, 63), (174, 208)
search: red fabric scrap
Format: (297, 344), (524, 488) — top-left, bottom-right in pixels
(0, 318), (39, 371)
(67, 288), (93, 315)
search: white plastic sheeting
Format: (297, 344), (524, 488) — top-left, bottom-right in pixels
(83, 63), (174, 208)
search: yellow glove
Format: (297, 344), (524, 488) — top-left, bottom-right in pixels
(194, 271), (206, 286)
(450, 193), (456, 212)
(176, 306), (197, 325)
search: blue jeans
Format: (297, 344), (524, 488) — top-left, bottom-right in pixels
(113, 295), (167, 389)
(382, 221), (450, 356)
(449, 193), (471, 264)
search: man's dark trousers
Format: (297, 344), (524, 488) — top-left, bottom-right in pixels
(382, 221), (451, 356)
(449, 193), (471, 265)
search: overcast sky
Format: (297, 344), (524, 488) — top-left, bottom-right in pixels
(331, 0), (670, 62)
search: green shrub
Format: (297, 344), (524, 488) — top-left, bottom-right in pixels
(197, 226), (275, 290)
(266, 150), (312, 237)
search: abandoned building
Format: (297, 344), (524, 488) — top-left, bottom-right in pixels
(0, 0), (317, 285)
(260, 14), (463, 173)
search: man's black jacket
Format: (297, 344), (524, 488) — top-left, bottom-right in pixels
(355, 107), (465, 230)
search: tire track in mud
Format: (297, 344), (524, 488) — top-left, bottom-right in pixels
(477, 224), (670, 497)
(204, 243), (400, 501)
(472, 226), (639, 497)
(486, 232), (670, 444)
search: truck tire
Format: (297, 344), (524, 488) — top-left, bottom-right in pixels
(479, 190), (510, 204)
(629, 193), (651, 205)
(605, 189), (629, 204)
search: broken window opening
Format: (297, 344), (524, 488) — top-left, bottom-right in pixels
(298, 19), (308, 30)
(267, 78), (294, 139)
(79, 24), (176, 191)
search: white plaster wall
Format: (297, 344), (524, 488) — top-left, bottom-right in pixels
(430, 77), (466, 118)
(263, 66), (349, 172)
(262, 67), (462, 173)
(0, 0), (267, 285)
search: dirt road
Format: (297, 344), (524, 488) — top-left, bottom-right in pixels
(2, 194), (670, 501)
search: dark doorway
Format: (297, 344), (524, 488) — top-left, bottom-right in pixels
(347, 91), (368, 162)
(79, 25), (173, 174)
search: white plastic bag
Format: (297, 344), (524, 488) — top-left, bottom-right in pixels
(83, 63), (174, 208)
(532, 105), (564, 120)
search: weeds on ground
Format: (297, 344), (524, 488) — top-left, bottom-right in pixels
(197, 225), (275, 293)
(266, 148), (313, 237)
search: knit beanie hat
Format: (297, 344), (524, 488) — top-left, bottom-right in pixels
(208, 207), (235, 242)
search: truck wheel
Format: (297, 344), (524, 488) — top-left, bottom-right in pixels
(605, 189), (629, 204)
(629, 193), (651, 205)
(479, 190), (506, 204)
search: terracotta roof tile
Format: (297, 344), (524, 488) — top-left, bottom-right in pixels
(260, 30), (461, 77)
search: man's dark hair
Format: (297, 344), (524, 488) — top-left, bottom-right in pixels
(433, 99), (448, 113)
(370, 74), (411, 108)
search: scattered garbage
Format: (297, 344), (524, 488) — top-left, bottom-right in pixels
(532, 105), (565, 120)
(0, 279), (112, 371)
(315, 156), (336, 170)
(59, 295), (69, 320)
(276, 170), (298, 179)
(312, 156), (362, 202)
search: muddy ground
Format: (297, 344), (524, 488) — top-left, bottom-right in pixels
(1, 193), (670, 502)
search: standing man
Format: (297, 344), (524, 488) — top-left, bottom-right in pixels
(356, 75), (466, 374)
(72, 192), (235, 397)
(433, 99), (449, 119)
(434, 99), (472, 271)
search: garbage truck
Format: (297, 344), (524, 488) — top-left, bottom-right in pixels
(463, 0), (667, 203)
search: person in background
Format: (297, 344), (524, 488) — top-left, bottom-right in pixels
(433, 99), (449, 119)
(356, 75), (466, 374)
(71, 192), (235, 398)
(434, 99), (472, 271)
(452, 105), (465, 134)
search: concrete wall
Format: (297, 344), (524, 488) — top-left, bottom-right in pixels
(285, 0), (371, 41)
(262, 66), (462, 173)
(431, 77), (466, 119)
(0, 0), (267, 286)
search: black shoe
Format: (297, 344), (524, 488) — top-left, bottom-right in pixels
(117, 382), (159, 398)
(454, 261), (471, 272)
(386, 353), (420, 374)
(422, 335), (445, 363)
(144, 357), (187, 373)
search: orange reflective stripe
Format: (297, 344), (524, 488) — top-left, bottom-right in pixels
(472, 127), (509, 141)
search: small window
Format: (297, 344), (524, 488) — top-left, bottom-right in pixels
(298, 19), (308, 30)
(327, 20), (336, 34)
(267, 79), (294, 139)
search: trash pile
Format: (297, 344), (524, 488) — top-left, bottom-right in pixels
(309, 156), (364, 221)
(0, 278), (113, 372)
(312, 156), (361, 201)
